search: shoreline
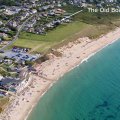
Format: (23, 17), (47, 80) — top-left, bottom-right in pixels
(25, 35), (120, 120)
(1, 27), (120, 120)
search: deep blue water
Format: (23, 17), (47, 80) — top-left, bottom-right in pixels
(28, 39), (120, 120)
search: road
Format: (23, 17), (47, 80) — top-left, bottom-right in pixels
(69, 10), (83, 17)
(0, 15), (34, 51)
(62, 10), (83, 20)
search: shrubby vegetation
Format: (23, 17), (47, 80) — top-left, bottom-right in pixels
(0, 67), (10, 77)
(0, 97), (9, 113)
(0, 0), (16, 6)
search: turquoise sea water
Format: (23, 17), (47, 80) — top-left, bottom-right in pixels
(28, 39), (120, 120)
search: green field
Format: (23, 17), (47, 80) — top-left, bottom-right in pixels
(12, 21), (90, 53)
(10, 8), (120, 53)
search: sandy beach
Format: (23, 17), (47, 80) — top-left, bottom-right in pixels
(1, 27), (120, 120)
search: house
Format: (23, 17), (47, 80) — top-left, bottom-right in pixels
(0, 38), (2, 43)
(4, 59), (13, 65)
(63, 2), (67, 6)
(53, 19), (61, 25)
(0, 21), (3, 26)
(35, 27), (45, 34)
(8, 21), (17, 28)
(81, 3), (88, 7)
(41, 5), (50, 11)
(57, 3), (62, 7)
(28, 28), (35, 33)
(46, 23), (54, 28)
(31, 9), (37, 14)
(0, 33), (8, 39)
(48, 10), (55, 16)
(20, 12), (30, 20)
(49, 5), (55, 9)
(0, 77), (21, 91)
(54, 9), (66, 15)
(0, 27), (11, 33)
(12, 21), (17, 28)
(29, 0), (39, 4)
(0, 76), (3, 81)
(42, 12), (48, 17)
(96, 3), (102, 7)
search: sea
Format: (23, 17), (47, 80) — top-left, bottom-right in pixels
(28, 39), (120, 120)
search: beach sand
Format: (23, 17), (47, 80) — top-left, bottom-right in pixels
(1, 27), (120, 120)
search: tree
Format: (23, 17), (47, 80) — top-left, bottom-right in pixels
(0, 0), (16, 6)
